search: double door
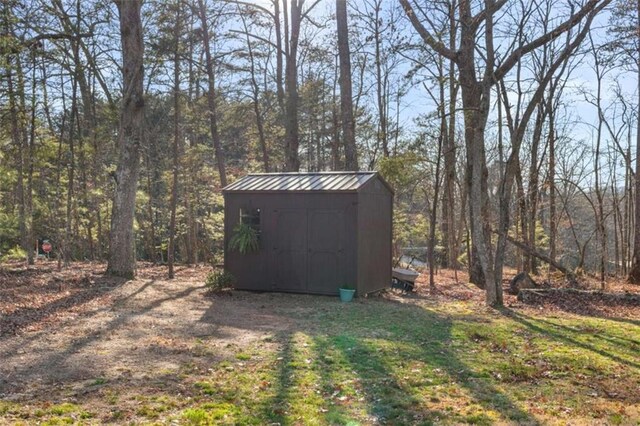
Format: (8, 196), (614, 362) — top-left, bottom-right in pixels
(272, 208), (344, 293)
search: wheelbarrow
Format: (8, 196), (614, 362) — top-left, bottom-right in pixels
(392, 267), (420, 292)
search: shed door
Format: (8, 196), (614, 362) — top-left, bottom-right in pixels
(273, 209), (307, 291)
(307, 209), (344, 294)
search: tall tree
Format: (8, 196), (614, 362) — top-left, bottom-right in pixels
(336, 0), (358, 170)
(3, 2), (34, 265)
(197, 0), (227, 187)
(609, 0), (640, 283)
(283, 0), (321, 171)
(401, 0), (612, 306)
(284, 0), (303, 171)
(168, 0), (182, 279)
(107, 0), (145, 278)
(238, 7), (270, 172)
(440, 0), (458, 270)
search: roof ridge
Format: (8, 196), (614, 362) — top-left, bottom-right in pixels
(246, 171), (376, 176)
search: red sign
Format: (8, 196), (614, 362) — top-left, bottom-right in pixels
(42, 242), (52, 253)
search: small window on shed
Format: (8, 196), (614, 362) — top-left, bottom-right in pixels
(240, 208), (261, 235)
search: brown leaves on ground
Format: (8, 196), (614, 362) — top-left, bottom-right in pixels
(0, 261), (124, 337)
(401, 267), (640, 320)
(517, 271), (640, 319)
(0, 261), (638, 424)
(3, 262), (638, 338)
(515, 288), (640, 319)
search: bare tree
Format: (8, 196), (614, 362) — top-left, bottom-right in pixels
(284, 0), (303, 171)
(608, 0), (640, 283)
(401, 0), (612, 305)
(336, 0), (358, 170)
(238, 8), (270, 172)
(197, 0), (227, 186)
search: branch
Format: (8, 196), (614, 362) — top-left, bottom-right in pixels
(494, 0), (612, 80)
(471, 0), (509, 31)
(225, 0), (275, 19)
(399, 0), (458, 62)
(501, 233), (577, 281)
(512, 4), (599, 150)
(13, 32), (93, 51)
(228, 29), (280, 52)
(300, 0), (322, 22)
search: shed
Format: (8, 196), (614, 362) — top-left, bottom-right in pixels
(222, 171), (394, 296)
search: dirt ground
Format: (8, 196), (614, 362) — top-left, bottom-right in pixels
(1, 262), (394, 421)
(0, 263), (294, 408)
(0, 262), (638, 423)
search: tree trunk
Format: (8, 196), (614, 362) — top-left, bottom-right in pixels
(274, 0), (285, 113)
(527, 105), (546, 274)
(145, 153), (157, 263)
(514, 162), (528, 270)
(197, 0), (227, 187)
(548, 101), (557, 272)
(336, 0), (358, 170)
(373, 0), (388, 157)
(64, 68), (78, 267)
(441, 9), (457, 268)
(240, 12), (270, 172)
(629, 2), (640, 282)
(25, 52), (37, 265)
(594, 57), (607, 288)
(107, 0), (145, 279)
(503, 234), (576, 283)
(331, 64), (342, 170)
(284, 0), (301, 171)
(429, 59), (446, 293)
(168, 0), (182, 280)
(6, 60), (29, 265)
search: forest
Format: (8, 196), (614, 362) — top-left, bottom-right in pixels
(2, 1), (640, 424)
(1, 0), (640, 308)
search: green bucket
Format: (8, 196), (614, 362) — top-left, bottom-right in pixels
(339, 287), (356, 302)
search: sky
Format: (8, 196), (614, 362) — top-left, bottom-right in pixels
(392, 4), (638, 187)
(34, 0), (638, 185)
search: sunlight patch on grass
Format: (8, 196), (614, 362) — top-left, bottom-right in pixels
(182, 408), (208, 424)
(1, 296), (638, 424)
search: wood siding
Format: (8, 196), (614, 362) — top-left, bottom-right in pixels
(356, 177), (393, 294)
(224, 173), (392, 296)
(225, 192), (358, 295)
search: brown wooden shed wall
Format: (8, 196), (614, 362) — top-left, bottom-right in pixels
(356, 178), (393, 294)
(224, 192), (358, 295)
(223, 173), (393, 297)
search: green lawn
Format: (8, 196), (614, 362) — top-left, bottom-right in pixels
(1, 294), (639, 425)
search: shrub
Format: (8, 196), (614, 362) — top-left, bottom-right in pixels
(205, 270), (236, 292)
(1, 245), (26, 262)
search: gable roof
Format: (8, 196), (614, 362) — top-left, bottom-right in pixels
(222, 171), (391, 193)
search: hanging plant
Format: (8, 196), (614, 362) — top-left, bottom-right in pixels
(229, 223), (259, 254)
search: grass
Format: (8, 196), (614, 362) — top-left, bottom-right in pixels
(1, 296), (639, 424)
(178, 299), (639, 424)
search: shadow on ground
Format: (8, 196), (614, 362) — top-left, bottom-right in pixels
(196, 293), (542, 425)
(1, 266), (637, 424)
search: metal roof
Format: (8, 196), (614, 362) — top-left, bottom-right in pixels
(223, 171), (382, 193)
